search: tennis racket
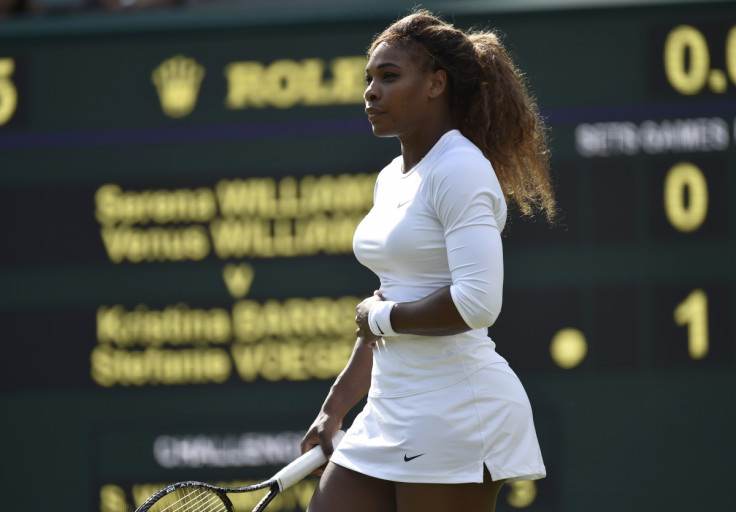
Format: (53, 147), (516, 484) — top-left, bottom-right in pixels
(135, 430), (345, 512)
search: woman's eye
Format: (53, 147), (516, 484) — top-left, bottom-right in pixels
(365, 71), (397, 84)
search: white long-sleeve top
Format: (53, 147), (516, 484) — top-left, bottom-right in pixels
(353, 130), (508, 397)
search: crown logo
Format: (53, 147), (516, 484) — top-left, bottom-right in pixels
(152, 55), (205, 118)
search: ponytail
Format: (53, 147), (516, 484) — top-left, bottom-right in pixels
(370, 10), (557, 222)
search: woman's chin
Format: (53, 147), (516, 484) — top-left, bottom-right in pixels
(369, 123), (394, 138)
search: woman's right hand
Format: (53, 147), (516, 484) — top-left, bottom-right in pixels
(300, 412), (343, 474)
(300, 336), (373, 473)
(355, 290), (384, 346)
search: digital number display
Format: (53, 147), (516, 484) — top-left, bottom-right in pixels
(1, 2), (734, 512)
(663, 24), (736, 95)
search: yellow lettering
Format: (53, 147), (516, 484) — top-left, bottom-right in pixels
(224, 61), (267, 109)
(231, 338), (353, 382)
(101, 225), (210, 263)
(330, 57), (369, 103)
(277, 176), (299, 217)
(96, 303), (231, 347)
(225, 56), (366, 110)
(215, 173), (376, 219)
(301, 58), (332, 105)
(95, 184), (217, 227)
(230, 300), (261, 343)
(216, 178), (277, 217)
(209, 218), (274, 259)
(231, 296), (358, 343)
(265, 59), (305, 109)
(91, 347), (232, 387)
(93, 296), (358, 385)
(210, 214), (361, 259)
(273, 218), (296, 257)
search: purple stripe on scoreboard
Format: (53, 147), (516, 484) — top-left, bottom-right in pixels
(0, 118), (372, 150)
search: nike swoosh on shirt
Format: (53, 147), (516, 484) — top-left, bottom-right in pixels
(403, 453), (425, 462)
(397, 200), (411, 208)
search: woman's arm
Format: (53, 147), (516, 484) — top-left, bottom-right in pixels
(300, 337), (373, 457)
(356, 221), (504, 341)
(356, 285), (468, 339)
(390, 285), (468, 335)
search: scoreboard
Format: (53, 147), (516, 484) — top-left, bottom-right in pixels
(1, 1), (735, 511)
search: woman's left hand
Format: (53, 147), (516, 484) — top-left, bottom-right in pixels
(355, 290), (384, 345)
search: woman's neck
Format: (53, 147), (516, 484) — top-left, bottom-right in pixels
(399, 119), (455, 173)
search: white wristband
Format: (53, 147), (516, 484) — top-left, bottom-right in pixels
(368, 300), (398, 337)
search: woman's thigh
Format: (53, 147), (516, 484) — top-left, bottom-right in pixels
(394, 467), (505, 512)
(308, 462), (396, 512)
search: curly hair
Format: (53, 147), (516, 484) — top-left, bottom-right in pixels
(369, 10), (557, 222)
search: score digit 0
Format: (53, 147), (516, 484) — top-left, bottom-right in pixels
(663, 162), (708, 233)
(663, 24), (735, 94)
(0, 58), (18, 126)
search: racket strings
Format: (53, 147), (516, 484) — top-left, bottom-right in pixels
(151, 487), (229, 512)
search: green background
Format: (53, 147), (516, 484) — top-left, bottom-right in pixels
(1, 1), (735, 511)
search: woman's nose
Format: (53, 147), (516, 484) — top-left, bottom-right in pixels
(364, 83), (378, 102)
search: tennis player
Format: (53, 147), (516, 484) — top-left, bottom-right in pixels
(301, 10), (557, 512)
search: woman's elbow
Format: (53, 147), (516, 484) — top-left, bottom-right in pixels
(466, 303), (502, 329)
(453, 288), (503, 329)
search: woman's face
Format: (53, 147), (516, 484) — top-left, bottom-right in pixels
(364, 42), (436, 138)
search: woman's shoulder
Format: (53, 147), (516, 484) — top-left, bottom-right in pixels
(441, 129), (482, 154)
(428, 131), (495, 184)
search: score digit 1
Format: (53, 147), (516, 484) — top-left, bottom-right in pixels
(663, 164), (710, 360)
(674, 289), (709, 360)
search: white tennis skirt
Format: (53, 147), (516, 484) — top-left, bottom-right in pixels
(329, 361), (546, 484)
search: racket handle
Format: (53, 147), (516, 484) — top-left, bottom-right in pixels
(272, 430), (345, 491)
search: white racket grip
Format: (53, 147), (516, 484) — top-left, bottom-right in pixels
(272, 430), (345, 491)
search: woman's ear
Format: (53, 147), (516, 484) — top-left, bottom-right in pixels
(428, 69), (447, 99)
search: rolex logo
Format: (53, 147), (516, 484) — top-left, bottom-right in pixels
(151, 55), (205, 118)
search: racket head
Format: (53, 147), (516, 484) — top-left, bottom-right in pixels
(136, 481), (233, 512)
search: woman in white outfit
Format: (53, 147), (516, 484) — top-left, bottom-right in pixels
(300, 9), (557, 512)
